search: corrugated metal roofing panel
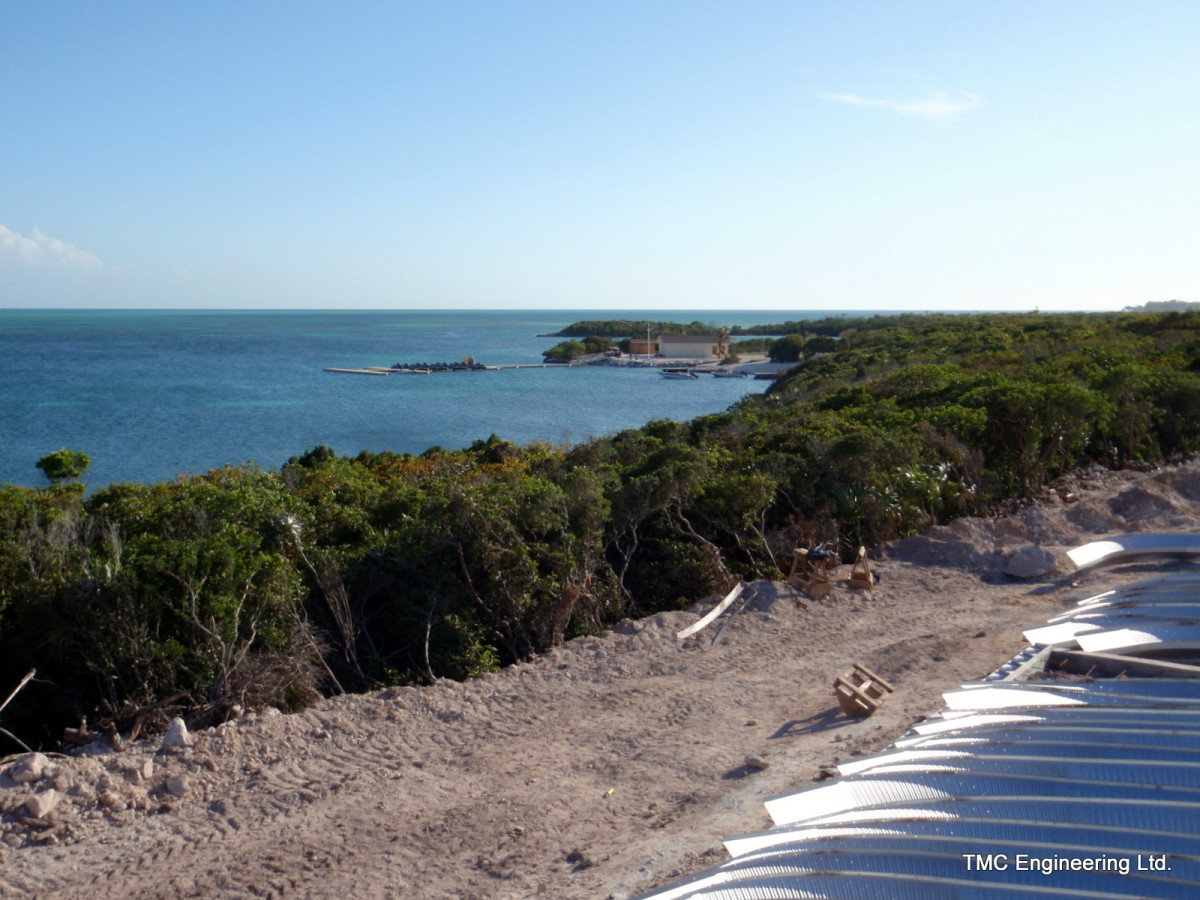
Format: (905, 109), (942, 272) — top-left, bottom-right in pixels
(724, 817), (1200, 860)
(838, 742), (1200, 776)
(641, 856), (1196, 900)
(1078, 576), (1200, 599)
(640, 869), (1106, 900)
(1051, 600), (1200, 619)
(905, 709), (1200, 741)
(892, 735), (1200, 762)
(1023, 621), (1104, 645)
(942, 684), (1200, 710)
(1076, 625), (1200, 654)
(1068, 534), (1200, 571)
(1046, 607), (1200, 626)
(844, 756), (1200, 790)
(899, 725), (1200, 752)
(635, 538), (1200, 900)
(791, 796), (1200, 835)
(957, 679), (1200, 699)
(765, 773), (1200, 827)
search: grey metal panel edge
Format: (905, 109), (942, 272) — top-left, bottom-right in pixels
(956, 679), (1200, 699)
(724, 818), (1200, 860)
(1068, 534), (1200, 572)
(790, 795), (1200, 834)
(897, 726), (1200, 752)
(1076, 624), (1200, 654)
(942, 686), (1200, 710)
(765, 773), (1200, 827)
(847, 755), (1200, 790)
(891, 734), (1200, 761)
(838, 743), (1200, 776)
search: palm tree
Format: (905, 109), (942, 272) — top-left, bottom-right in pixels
(715, 326), (732, 360)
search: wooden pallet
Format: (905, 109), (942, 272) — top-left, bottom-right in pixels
(833, 662), (895, 716)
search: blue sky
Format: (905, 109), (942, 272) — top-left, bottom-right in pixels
(2, 1), (1197, 311)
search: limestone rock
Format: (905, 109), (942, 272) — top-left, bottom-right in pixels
(1004, 545), (1056, 578)
(162, 717), (193, 750)
(166, 773), (190, 797)
(24, 789), (62, 819)
(744, 754), (769, 770)
(98, 789), (124, 809)
(10, 753), (51, 785)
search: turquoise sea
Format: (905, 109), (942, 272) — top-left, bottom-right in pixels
(0, 309), (853, 490)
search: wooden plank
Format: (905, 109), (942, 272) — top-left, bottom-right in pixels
(851, 662), (895, 693)
(676, 583), (745, 640)
(710, 586), (756, 647)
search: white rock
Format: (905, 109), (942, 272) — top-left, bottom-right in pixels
(166, 773), (190, 797)
(24, 789), (63, 819)
(1005, 545), (1056, 578)
(9, 753), (51, 784)
(162, 717), (193, 749)
(744, 754), (770, 770)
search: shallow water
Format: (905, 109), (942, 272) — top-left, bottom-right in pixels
(0, 308), (820, 488)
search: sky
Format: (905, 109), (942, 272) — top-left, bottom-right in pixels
(1, 1), (1197, 312)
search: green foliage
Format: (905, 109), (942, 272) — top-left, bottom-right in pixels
(769, 334), (806, 362)
(35, 448), (91, 484)
(543, 339), (586, 361)
(551, 320), (726, 338)
(5, 310), (1200, 747)
(542, 336), (615, 361)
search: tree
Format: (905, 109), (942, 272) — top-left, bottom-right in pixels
(769, 334), (807, 363)
(36, 448), (91, 485)
(715, 326), (732, 360)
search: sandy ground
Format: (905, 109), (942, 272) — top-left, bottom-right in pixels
(3, 459), (1200, 899)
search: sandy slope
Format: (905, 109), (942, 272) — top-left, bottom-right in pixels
(3, 460), (1199, 900)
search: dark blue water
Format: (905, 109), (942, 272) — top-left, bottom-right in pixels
(0, 309), (840, 489)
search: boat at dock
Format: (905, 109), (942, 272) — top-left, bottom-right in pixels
(660, 367), (698, 379)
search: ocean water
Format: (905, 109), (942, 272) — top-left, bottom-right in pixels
(0, 308), (855, 490)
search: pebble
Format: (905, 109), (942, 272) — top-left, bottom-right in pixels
(24, 789), (63, 818)
(743, 755), (769, 770)
(167, 773), (191, 797)
(10, 753), (51, 785)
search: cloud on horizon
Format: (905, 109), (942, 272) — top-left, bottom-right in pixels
(817, 89), (980, 119)
(0, 224), (103, 270)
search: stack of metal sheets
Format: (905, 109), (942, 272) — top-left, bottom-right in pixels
(635, 535), (1200, 899)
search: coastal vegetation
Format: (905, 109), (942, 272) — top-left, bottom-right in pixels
(542, 335), (616, 361)
(4, 310), (1200, 748)
(549, 320), (729, 338)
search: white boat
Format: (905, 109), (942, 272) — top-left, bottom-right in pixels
(660, 367), (698, 379)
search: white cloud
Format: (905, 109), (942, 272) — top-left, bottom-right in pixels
(818, 89), (980, 120)
(0, 224), (103, 270)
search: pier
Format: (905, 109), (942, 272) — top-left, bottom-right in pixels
(324, 364), (557, 376)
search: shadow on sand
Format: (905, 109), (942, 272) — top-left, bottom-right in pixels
(770, 705), (851, 740)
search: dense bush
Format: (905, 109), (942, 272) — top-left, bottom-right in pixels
(4, 311), (1200, 748)
(542, 335), (615, 361)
